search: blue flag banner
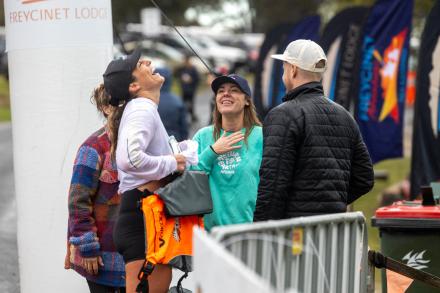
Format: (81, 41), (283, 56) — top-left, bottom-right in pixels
(356, 0), (413, 163)
(253, 16), (320, 118)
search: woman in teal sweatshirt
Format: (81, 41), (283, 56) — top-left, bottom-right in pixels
(192, 74), (263, 231)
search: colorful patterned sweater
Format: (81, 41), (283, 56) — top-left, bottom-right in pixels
(67, 127), (125, 287)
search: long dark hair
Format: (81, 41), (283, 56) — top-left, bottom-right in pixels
(90, 84), (111, 118)
(212, 94), (261, 143)
(107, 74), (137, 161)
(108, 101), (129, 161)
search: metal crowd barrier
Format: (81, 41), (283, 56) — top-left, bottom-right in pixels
(205, 212), (370, 293)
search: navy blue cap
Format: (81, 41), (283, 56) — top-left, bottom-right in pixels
(103, 48), (141, 106)
(211, 74), (252, 97)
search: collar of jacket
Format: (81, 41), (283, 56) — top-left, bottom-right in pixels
(282, 81), (324, 102)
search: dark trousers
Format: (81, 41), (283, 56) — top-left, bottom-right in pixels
(183, 92), (196, 119)
(87, 280), (126, 293)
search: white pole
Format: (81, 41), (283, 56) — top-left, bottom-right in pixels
(4, 0), (113, 292)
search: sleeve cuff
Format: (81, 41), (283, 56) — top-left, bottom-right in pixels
(69, 232), (100, 257)
(165, 155), (177, 173)
(79, 242), (101, 258)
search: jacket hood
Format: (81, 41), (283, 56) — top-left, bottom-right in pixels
(156, 67), (172, 92)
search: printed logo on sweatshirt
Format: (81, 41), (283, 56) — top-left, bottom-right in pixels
(217, 151), (241, 174)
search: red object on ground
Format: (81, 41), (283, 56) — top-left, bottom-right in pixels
(375, 200), (440, 219)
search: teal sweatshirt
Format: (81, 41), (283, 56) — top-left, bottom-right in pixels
(192, 125), (263, 231)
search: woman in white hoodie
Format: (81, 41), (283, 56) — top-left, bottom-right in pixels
(104, 49), (186, 293)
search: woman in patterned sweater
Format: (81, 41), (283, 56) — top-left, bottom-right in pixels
(65, 85), (125, 292)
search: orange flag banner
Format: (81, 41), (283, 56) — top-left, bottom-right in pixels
(386, 269), (414, 293)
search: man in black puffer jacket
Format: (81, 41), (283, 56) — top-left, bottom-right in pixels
(253, 40), (374, 221)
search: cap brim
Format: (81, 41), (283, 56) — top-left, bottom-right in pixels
(271, 54), (288, 62)
(211, 75), (240, 94)
(126, 48), (141, 71)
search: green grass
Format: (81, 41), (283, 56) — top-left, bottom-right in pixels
(0, 107), (11, 121)
(0, 75), (10, 122)
(0, 76), (9, 99)
(352, 157), (411, 291)
(353, 157), (410, 250)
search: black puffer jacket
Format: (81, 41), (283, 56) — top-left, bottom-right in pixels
(253, 82), (374, 221)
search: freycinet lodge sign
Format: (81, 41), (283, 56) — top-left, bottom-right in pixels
(5, 0), (113, 51)
(9, 5), (108, 23)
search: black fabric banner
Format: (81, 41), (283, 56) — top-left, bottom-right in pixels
(320, 6), (369, 111)
(253, 23), (292, 118)
(410, 0), (440, 198)
(253, 16), (320, 119)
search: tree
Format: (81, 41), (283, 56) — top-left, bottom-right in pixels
(112, 0), (200, 26)
(0, 0), (435, 34)
(111, 0), (435, 34)
(249, 0), (321, 33)
(0, 2), (4, 27)
(111, 0), (322, 33)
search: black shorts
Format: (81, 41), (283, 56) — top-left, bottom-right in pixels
(113, 188), (150, 263)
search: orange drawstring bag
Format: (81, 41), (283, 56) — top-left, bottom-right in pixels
(136, 194), (203, 293)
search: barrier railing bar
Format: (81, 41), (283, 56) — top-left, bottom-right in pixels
(211, 212), (365, 241)
(247, 236), (256, 271)
(261, 235), (271, 281)
(317, 225), (326, 293)
(330, 223), (338, 293)
(276, 230), (285, 293)
(303, 227), (313, 292)
(341, 222), (350, 293)
(353, 222), (363, 293)
(292, 243), (300, 290)
(209, 212), (367, 293)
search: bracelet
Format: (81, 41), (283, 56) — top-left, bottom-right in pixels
(210, 145), (218, 155)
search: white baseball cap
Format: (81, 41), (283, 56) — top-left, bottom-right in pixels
(271, 39), (327, 73)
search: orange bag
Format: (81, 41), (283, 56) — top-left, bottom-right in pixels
(136, 194), (203, 293)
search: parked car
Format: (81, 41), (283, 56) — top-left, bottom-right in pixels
(116, 39), (212, 74)
(215, 34), (263, 73)
(153, 33), (242, 72)
(114, 41), (167, 71)
(194, 36), (247, 72)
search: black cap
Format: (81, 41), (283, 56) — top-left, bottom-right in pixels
(103, 48), (141, 106)
(211, 74), (252, 97)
